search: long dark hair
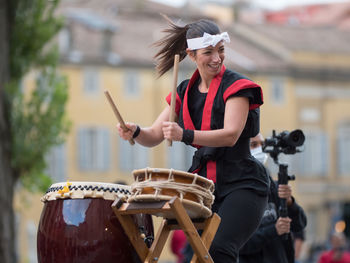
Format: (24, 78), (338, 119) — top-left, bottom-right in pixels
(153, 15), (221, 77)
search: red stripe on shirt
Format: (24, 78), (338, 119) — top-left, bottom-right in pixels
(201, 65), (226, 131)
(207, 161), (217, 183)
(183, 70), (200, 130)
(200, 66), (226, 182)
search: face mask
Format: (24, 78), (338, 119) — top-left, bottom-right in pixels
(251, 146), (268, 165)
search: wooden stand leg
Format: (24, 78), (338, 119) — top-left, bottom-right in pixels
(169, 197), (214, 263)
(191, 213), (221, 263)
(144, 219), (171, 263)
(112, 198), (149, 261)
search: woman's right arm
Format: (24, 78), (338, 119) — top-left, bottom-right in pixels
(117, 106), (172, 147)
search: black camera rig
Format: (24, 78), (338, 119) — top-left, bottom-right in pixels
(263, 129), (305, 164)
(262, 129), (305, 238)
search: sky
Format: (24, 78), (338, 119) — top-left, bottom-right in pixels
(150, 0), (350, 10)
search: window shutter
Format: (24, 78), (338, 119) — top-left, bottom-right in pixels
(78, 128), (89, 171)
(338, 125), (350, 176)
(98, 129), (110, 171)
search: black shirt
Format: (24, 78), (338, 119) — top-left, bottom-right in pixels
(188, 78), (206, 130)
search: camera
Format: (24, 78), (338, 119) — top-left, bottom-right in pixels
(262, 129), (305, 227)
(263, 129), (305, 163)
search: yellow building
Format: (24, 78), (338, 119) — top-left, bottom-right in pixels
(15, 0), (350, 262)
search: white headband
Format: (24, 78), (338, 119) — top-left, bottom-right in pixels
(186, 32), (230, 50)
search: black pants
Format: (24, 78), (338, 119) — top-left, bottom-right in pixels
(183, 189), (267, 263)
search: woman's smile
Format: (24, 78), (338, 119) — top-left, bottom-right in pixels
(192, 41), (225, 78)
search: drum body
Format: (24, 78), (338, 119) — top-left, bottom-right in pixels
(37, 182), (153, 263)
(129, 168), (215, 219)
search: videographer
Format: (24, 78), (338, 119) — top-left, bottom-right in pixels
(239, 133), (307, 263)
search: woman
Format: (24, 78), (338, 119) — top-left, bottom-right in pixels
(117, 17), (269, 262)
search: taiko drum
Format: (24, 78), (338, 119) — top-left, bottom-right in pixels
(37, 182), (153, 263)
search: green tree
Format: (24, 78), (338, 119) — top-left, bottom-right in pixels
(0, 0), (69, 261)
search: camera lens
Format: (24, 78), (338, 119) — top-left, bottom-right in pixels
(280, 130), (305, 147)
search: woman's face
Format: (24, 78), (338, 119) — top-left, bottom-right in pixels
(188, 41), (225, 79)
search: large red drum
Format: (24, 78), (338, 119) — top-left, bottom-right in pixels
(37, 182), (153, 263)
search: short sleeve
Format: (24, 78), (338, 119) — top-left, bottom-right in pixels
(165, 80), (188, 117)
(166, 91), (182, 116)
(293, 230), (305, 240)
(223, 79), (264, 110)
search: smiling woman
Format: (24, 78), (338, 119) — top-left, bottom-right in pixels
(115, 15), (269, 263)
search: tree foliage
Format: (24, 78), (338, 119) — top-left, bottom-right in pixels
(7, 0), (70, 192)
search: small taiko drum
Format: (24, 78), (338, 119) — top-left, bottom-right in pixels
(128, 168), (215, 219)
(37, 182), (153, 263)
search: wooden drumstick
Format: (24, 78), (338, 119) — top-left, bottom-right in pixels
(104, 90), (135, 145)
(167, 54), (180, 147)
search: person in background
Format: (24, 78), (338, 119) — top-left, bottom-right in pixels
(294, 230), (306, 263)
(318, 232), (350, 263)
(117, 16), (269, 262)
(170, 230), (187, 263)
(238, 133), (307, 263)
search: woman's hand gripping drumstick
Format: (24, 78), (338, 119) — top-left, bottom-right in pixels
(104, 90), (135, 145)
(166, 54), (180, 147)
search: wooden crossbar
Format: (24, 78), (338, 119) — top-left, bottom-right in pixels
(111, 196), (221, 263)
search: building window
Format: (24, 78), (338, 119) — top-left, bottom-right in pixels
(119, 138), (149, 172)
(168, 142), (196, 171)
(78, 127), (110, 171)
(270, 78), (285, 105)
(294, 130), (328, 177)
(102, 30), (113, 55)
(266, 154), (295, 177)
(300, 108), (321, 123)
(46, 144), (67, 183)
(338, 123), (350, 176)
(123, 70), (140, 97)
(305, 209), (318, 241)
(58, 28), (71, 54)
(83, 68), (100, 94)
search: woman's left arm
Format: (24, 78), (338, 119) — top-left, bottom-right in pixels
(162, 96), (249, 147)
(192, 96), (249, 147)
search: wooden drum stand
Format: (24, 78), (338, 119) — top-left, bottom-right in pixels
(112, 196), (221, 263)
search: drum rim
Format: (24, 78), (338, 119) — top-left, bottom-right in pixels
(49, 181), (130, 189)
(132, 168), (214, 187)
(41, 181), (131, 203)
